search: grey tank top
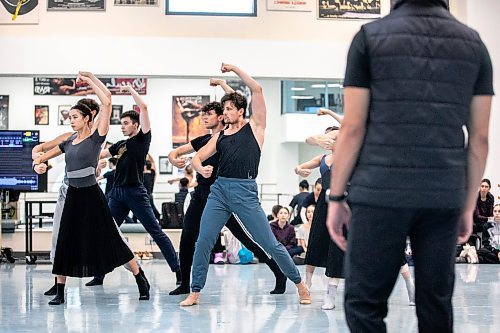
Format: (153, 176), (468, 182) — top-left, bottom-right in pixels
(59, 131), (106, 188)
(62, 132), (78, 186)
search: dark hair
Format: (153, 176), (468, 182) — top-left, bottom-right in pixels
(179, 177), (189, 188)
(120, 110), (140, 124)
(271, 204), (283, 217)
(202, 101), (223, 116)
(325, 125), (340, 133)
(108, 157), (118, 166)
(315, 178), (322, 187)
(71, 103), (93, 122)
(77, 98), (100, 115)
(393, 0), (448, 10)
(220, 92), (248, 117)
(481, 179), (491, 188)
(279, 206), (290, 214)
(145, 160), (152, 170)
(299, 180), (309, 190)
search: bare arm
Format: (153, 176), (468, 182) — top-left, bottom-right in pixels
(33, 146), (64, 173)
(79, 71), (111, 131)
(210, 78), (235, 94)
(100, 148), (112, 159)
(221, 63), (267, 130)
(305, 131), (338, 150)
(77, 73), (111, 136)
(318, 108), (344, 124)
(457, 95), (492, 243)
(168, 143), (194, 169)
(32, 132), (74, 160)
(294, 154), (323, 178)
(191, 134), (218, 178)
(121, 85), (150, 133)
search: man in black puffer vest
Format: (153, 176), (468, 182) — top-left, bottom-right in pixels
(326, 0), (494, 332)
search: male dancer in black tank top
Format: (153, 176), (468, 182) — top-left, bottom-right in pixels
(180, 64), (311, 306)
(168, 79), (287, 295)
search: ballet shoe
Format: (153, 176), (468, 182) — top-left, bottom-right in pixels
(180, 292), (200, 306)
(85, 277), (104, 286)
(169, 284), (190, 295)
(44, 277), (57, 296)
(135, 272), (150, 301)
(48, 283), (65, 305)
(139, 267), (150, 291)
(270, 274), (287, 294)
(297, 283), (311, 305)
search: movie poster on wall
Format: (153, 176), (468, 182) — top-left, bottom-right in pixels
(172, 96), (210, 148)
(0, 95), (8, 130)
(34, 105), (49, 125)
(47, 0), (105, 11)
(0, 0), (39, 24)
(318, 0), (380, 19)
(34, 77), (148, 95)
(267, 0), (312, 12)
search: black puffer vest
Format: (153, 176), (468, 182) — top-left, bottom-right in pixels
(348, 1), (485, 208)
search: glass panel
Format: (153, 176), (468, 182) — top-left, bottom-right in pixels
(281, 80), (344, 114)
(166, 0), (256, 16)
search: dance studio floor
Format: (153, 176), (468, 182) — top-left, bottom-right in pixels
(0, 261), (498, 332)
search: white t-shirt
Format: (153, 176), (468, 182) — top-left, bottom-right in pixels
(296, 225), (310, 246)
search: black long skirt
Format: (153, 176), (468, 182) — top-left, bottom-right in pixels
(305, 190), (330, 268)
(52, 184), (134, 277)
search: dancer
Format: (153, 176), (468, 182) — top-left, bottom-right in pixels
(33, 72), (149, 305)
(86, 85), (180, 286)
(326, 0), (493, 331)
(181, 63), (311, 306)
(168, 78), (287, 295)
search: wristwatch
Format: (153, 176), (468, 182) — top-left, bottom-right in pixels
(325, 189), (348, 202)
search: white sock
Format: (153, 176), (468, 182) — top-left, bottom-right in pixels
(321, 284), (337, 310)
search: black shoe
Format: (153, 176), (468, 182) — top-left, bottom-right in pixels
(85, 277), (104, 286)
(135, 272), (150, 301)
(270, 274), (287, 294)
(175, 270), (182, 286)
(169, 284), (190, 295)
(48, 283), (65, 305)
(44, 277), (57, 296)
(139, 267), (150, 291)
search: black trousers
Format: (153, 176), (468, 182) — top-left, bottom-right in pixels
(345, 204), (460, 333)
(178, 186), (285, 286)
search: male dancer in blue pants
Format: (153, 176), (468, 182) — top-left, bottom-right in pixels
(181, 63), (311, 306)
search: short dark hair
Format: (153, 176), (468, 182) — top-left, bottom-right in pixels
(271, 204), (283, 217)
(71, 103), (93, 122)
(77, 98), (100, 115)
(315, 178), (322, 187)
(202, 101), (223, 116)
(481, 179), (491, 188)
(108, 157), (118, 166)
(179, 177), (189, 188)
(145, 160), (152, 170)
(325, 125), (340, 133)
(299, 180), (309, 190)
(393, 0), (448, 10)
(120, 110), (140, 124)
(279, 206), (290, 214)
(220, 92), (248, 117)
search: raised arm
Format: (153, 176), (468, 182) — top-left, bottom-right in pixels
(121, 85), (150, 133)
(318, 108), (344, 124)
(77, 73), (111, 136)
(79, 71), (112, 130)
(221, 63), (266, 129)
(210, 78), (235, 94)
(168, 143), (195, 169)
(305, 131), (338, 150)
(294, 154), (323, 178)
(191, 133), (219, 179)
(32, 132), (73, 160)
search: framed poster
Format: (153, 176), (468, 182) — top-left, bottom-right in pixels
(34, 77), (147, 95)
(110, 105), (123, 125)
(47, 0), (105, 11)
(267, 0), (312, 12)
(0, 0), (39, 24)
(34, 105), (49, 125)
(58, 105), (71, 125)
(166, 0), (257, 16)
(172, 95), (210, 148)
(114, 0), (157, 6)
(158, 156), (173, 175)
(0, 95), (8, 129)
(318, 0), (380, 19)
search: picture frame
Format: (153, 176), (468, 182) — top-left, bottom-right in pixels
(267, 0), (312, 12)
(58, 105), (71, 125)
(34, 105), (49, 125)
(114, 0), (158, 6)
(166, 0), (257, 16)
(318, 0), (381, 20)
(0, 95), (9, 130)
(158, 156), (173, 175)
(110, 105), (123, 125)
(47, 0), (105, 11)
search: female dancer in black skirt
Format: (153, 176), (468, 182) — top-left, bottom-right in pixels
(33, 72), (149, 305)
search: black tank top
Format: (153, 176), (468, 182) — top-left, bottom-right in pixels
(216, 123), (261, 179)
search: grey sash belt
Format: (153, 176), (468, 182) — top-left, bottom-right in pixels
(66, 167), (96, 179)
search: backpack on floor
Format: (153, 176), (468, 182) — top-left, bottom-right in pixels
(160, 202), (183, 229)
(223, 228), (242, 264)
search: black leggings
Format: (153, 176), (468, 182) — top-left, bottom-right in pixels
(178, 186), (285, 286)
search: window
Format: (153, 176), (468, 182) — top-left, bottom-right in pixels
(281, 80), (344, 115)
(166, 0), (257, 16)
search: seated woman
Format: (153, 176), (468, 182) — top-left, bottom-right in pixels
(296, 204), (314, 258)
(473, 178), (494, 232)
(270, 207), (303, 257)
(477, 204), (500, 264)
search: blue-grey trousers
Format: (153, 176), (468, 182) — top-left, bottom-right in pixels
(191, 177), (302, 292)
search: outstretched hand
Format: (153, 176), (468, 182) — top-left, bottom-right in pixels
(76, 74), (92, 85)
(33, 163), (48, 175)
(210, 78), (225, 86)
(119, 85), (134, 93)
(317, 108), (330, 116)
(221, 63), (235, 73)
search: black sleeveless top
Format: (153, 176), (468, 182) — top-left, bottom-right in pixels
(191, 134), (219, 186)
(216, 123), (261, 179)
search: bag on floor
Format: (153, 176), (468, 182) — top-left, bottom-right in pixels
(238, 246), (254, 265)
(224, 228), (242, 264)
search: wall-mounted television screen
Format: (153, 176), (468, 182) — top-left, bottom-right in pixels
(0, 130), (47, 192)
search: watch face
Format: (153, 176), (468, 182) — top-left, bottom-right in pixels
(1, 0), (38, 15)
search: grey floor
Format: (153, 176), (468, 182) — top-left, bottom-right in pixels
(0, 261), (498, 333)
